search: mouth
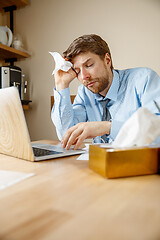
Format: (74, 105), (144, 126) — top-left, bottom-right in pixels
(86, 81), (96, 88)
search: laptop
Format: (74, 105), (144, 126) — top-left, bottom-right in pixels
(0, 87), (84, 161)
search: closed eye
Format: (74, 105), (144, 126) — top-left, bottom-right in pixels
(86, 63), (93, 68)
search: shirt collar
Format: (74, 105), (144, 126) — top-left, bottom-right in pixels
(95, 69), (120, 102)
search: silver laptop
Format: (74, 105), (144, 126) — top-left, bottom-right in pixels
(0, 87), (84, 161)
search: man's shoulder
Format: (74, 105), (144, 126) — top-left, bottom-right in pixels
(116, 67), (154, 76)
(115, 67), (157, 84)
(113, 67), (159, 93)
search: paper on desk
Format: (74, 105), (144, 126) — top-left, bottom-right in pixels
(49, 52), (73, 75)
(112, 107), (160, 148)
(0, 170), (34, 191)
(76, 144), (89, 160)
(76, 143), (102, 160)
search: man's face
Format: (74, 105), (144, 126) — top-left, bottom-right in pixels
(72, 52), (113, 96)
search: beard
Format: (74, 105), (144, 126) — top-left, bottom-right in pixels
(85, 77), (110, 94)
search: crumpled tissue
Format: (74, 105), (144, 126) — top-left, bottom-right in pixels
(49, 52), (73, 75)
(112, 107), (160, 148)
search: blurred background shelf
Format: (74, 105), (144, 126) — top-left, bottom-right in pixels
(0, 0), (28, 12)
(0, 0), (30, 63)
(22, 104), (29, 110)
(0, 43), (30, 61)
(0, 0), (31, 111)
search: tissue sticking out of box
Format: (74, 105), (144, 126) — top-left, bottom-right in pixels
(112, 107), (160, 148)
(49, 52), (73, 75)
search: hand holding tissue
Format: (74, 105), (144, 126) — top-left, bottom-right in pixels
(49, 52), (73, 75)
(89, 108), (160, 178)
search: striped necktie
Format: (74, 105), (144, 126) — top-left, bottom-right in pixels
(101, 99), (111, 142)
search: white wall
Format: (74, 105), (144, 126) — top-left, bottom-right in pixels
(1, 0), (160, 140)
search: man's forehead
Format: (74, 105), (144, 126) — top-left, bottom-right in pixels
(72, 52), (97, 67)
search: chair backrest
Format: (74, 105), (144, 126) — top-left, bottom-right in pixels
(51, 95), (76, 110)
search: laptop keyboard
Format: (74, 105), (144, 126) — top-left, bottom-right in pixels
(32, 147), (61, 157)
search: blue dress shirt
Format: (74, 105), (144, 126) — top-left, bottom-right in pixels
(51, 67), (160, 143)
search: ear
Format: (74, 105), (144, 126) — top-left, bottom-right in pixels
(104, 53), (111, 67)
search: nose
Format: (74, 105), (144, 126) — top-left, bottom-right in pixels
(80, 68), (90, 81)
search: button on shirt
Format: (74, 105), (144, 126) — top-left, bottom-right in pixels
(51, 67), (160, 143)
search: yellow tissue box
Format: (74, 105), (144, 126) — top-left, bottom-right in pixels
(89, 145), (160, 178)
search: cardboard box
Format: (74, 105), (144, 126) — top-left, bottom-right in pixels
(89, 145), (160, 178)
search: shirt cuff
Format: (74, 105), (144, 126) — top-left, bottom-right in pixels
(54, 87), (71, 105)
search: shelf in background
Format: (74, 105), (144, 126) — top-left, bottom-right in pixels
(22, 104), (29, 110)
(0, 43), (30, 60)
(0, 0), (28, 12)
(0, 0), (31, 110)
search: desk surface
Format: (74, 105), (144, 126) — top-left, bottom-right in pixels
(0, 140), (160, 240)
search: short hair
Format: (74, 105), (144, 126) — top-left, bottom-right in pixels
(63, 34), (113, 70)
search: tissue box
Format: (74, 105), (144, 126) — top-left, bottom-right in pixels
(89, 145), (160, 178)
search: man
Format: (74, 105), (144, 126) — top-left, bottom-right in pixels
(51, 34), (160, 150)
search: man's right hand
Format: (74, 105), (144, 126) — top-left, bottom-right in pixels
(55, 68), (77, 91)
(61, 121), (112, 150)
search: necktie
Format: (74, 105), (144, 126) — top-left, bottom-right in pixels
(101, 99), (111, 142)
